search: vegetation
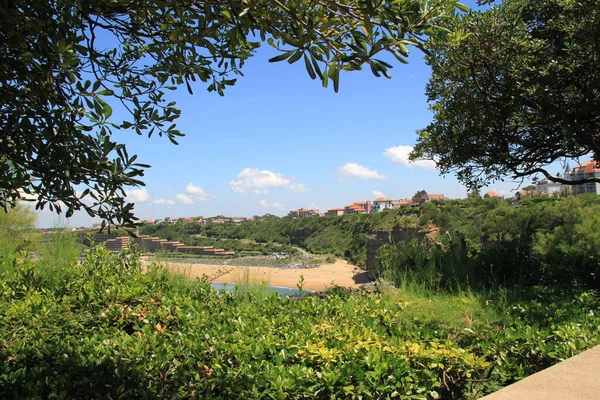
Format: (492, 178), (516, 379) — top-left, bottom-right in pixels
(378, 195), (600, 290)
(0, 204), (37, 264)
(413, 0), (600, 188)
(204, 210), (418, 266)
(1, 245), (599, 399)
(2, 0), (465, 226)
(2, 195), (600, 398)
(202, 195), (600, 290)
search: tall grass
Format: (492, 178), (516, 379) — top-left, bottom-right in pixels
(232, 267), (272, 301)
(0, 204), (38, 270)
(377, 239), (473, 292)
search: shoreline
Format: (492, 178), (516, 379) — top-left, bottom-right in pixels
(146, 258), (368, 291)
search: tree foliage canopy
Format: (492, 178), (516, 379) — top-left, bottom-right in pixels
(412, 0), (600, 189)
(1, 0), (465, 226)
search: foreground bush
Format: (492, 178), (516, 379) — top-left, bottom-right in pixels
(1, 248), (599, 399)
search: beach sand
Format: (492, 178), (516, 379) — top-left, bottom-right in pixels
(147, 259), (368, 291)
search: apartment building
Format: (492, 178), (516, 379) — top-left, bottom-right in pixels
(568, 160), (600, 195)
(325, 208), (345, 216)
(372, 197), (393, 212)
(287, 208), (320, 218)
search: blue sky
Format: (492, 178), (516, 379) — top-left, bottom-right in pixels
(36, 0), (541, 228)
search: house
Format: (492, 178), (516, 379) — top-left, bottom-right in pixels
(325, 208), (344, 216)
(372, 197), (393, 212)
(167, 217), (179, 224)
(182, 216), (194, 223)
(483, 191), (499, 199)
(390, 200), (410, 209)
(535, 177), (566, 196)
(353, 201), (372, 213)
(421, 194), (446, 203)
(287, 208), (320, 218)
(209, 217), (229, 224)
(230, 216), (247, 223)
(344, 203), (368, 215)
(568, 160), (600, 195)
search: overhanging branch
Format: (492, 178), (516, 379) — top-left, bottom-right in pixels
(516, 167), (600, 185)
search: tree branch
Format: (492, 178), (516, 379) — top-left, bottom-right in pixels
(515, 167), (600, 185)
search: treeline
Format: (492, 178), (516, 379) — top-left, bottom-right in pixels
(378, 194), (600, 289)
(203, 211), (419, 266)
(202, 195), (600, 289)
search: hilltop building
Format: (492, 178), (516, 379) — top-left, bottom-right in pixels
(344, 201), (371, 215)
(287, 208), (320, 218)
(372, 197), (393, 212)
(325, 208), (345, 216)
(535, 177), (566, 196)
(420, 194), (446, 203)
(569, 160), (600, 195)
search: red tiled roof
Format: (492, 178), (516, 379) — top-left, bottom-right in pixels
(574, 160), (600, 173)
(484, 191), (498, 197)
(374, 197), (391, 202)
(328, 208), (344, 211)
(427, 194), (445, 200)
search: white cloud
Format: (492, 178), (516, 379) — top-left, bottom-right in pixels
(372, 190), (386, 198)
(337, 163), (388, 180)
(174, 183), (213, 205)
(185, 182), (212, 201)
(126, 188), (149, 203)
(258, 199), (284, 209)
(290, 183), (308, 193)
(383, 145), (437, 169)
(230, 168), (306, 194)
(176, 194), (194, 204)
(152, 198), (175, 205)
(307, 202), (320, 210)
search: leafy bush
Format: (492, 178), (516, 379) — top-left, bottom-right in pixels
(1, 248), (599, 399)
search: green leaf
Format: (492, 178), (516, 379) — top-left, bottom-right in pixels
(288, 50), (303, 64)
(103, 103), (113, 119)
(304, 55), (316, 80)
(456, 3), (470, 13)
(268, 51), (294, 63)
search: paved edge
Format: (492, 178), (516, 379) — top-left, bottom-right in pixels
(481, 345), (600, 400)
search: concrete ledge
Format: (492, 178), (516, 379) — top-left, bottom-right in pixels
(481, 345), (600, 400)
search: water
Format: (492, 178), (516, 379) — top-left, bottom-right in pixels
(210, 282), (313, 297)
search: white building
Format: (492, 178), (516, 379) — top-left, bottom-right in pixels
(569, 160), (600, 195)
(372, 197), (393, 212)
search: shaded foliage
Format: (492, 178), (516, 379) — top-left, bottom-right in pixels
(413, 0), (600, 188)
(1, 0), (464, 225)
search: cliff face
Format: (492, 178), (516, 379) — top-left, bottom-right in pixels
(366, 227), (421, 274)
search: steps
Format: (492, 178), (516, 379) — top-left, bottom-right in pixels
(96, 235), (235, 256)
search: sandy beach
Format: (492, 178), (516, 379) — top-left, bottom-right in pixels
(148, 259), (368, 291)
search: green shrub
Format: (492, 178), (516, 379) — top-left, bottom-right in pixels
(1, 249), (599, 399)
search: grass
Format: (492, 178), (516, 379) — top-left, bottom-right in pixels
(231, 266), (273, 301)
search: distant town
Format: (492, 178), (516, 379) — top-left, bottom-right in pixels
(54, 159), (598, 233)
